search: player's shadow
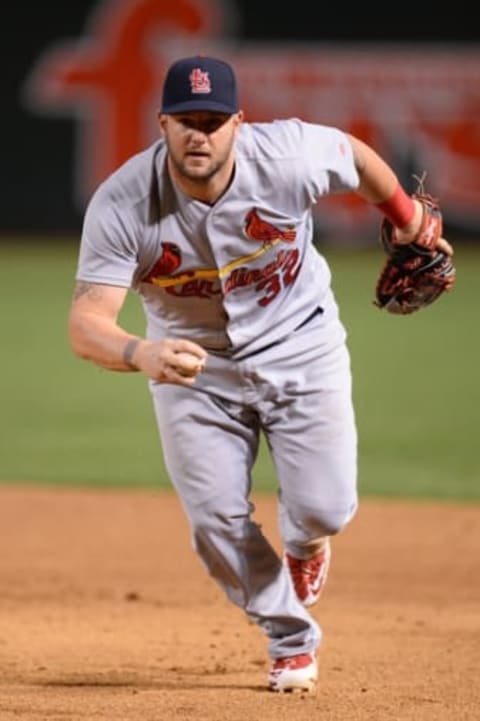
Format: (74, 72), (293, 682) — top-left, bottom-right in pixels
(38, 675), (267, 693)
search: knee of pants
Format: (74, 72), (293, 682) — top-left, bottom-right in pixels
(292, 498), (358, 537)
(189, 495), (252, 540)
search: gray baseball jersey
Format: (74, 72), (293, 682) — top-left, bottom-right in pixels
(76, 118), (359, 660)
(77, 118), (359, 357)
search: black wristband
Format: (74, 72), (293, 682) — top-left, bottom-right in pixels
(123, 338), (140, 370)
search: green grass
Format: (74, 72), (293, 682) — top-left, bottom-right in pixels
(1, 238), (479, 500)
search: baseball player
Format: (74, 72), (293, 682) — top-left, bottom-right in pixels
(68, 55), (452, 693)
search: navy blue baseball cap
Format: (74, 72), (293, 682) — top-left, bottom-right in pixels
(161, 56), (239, 114)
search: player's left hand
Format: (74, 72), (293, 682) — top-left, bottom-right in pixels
(391, 190), (453, 256)
(374, 185), (456, 314)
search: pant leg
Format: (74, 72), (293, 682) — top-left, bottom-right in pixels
(249, 301), (359, 556)
(274, 362), (358, 556)
(150, 376), (321, 659)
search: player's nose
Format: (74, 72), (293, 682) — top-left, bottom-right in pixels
(186, 130), (209, 147)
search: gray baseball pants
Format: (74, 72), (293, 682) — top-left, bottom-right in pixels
(150, 293), (358, 660)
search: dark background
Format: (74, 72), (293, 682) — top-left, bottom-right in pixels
(2, 1), (479, 234)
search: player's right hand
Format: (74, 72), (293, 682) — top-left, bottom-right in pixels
(134, 338), (207, 385)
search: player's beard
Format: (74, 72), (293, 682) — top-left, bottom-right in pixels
(168, 139), (235, 186)
(172, 154), (223, 184)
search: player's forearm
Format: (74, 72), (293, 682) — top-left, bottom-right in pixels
(68, 312), (141, 372)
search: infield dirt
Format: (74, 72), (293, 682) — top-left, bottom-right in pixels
(0, 486), (478, 720)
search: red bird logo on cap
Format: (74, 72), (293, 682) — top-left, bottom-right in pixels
(244, 209), (296, 243)
(189, 68), (211, 94)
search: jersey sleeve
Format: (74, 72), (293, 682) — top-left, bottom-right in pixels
(76, 184), (139, 288)
(251, 119), (360, 203)
(302, 122), (360, 198)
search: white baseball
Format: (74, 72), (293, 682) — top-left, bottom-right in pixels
(173, 352), (205, 377)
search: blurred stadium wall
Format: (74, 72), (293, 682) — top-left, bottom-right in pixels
(3, 0), (480, 244)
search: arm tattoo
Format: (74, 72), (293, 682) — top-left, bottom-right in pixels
(72, 281), (103, 301)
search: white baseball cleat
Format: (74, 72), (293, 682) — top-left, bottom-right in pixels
(268, 652), (318, 693)
(285, 538), (331, 607)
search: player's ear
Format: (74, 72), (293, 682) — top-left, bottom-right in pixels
(232, 110), (244, 134)
(157, 112), (167, 137)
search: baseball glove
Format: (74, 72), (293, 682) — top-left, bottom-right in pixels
(374, 186), (456, 314)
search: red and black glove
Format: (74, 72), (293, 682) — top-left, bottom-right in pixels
(374, 189), (456, 314)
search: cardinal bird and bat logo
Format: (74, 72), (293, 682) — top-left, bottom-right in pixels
(141, 208), (299, 303)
